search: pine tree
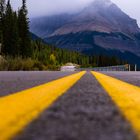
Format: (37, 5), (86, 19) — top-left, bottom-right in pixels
(2, 0), (19, 56)
(2, 0), (13, 55)
(0, 0), (5, 53)
(0, 0), (5, 31)
(18, 0), (31, 57)
(0, 0), (5, 17)
(12, 12), (20, 56)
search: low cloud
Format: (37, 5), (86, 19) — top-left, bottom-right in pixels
(11, 0), (93, 17)
(11, 0), (140, 26)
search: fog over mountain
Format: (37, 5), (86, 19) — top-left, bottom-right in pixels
(11, 0), (140, 26)
(30, 0), (140, 67)
(31, 0), (140, 38)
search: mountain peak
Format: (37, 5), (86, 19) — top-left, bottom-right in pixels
(83, 0), (114, 15)
(31, 0), (140, 38)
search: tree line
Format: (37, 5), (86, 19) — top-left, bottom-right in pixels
(0, 0), (127, 70)
(31, 40), (127, 68)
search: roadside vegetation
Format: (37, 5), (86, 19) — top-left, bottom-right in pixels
(0, 0), (127, 71)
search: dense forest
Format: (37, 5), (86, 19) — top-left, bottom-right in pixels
(0, 0), (127, 70)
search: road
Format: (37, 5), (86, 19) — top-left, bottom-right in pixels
(102, 72), (140, 87)
(0, 71), (75, 97)
(0, 71), (140, 140)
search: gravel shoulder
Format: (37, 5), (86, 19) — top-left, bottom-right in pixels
(102, 72), (140, 87)
(15, 72), (136, 140)
(0, 71), (76, 97)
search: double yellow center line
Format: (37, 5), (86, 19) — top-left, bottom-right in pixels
(0, 71), (85, 140)
(1, 71), (140, 140)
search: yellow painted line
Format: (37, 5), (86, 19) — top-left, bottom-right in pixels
(0, 71), (85, 140)
(92, 71), (140, 139)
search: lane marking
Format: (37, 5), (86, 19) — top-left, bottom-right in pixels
(92, 71), (140, 139)
(0, 71), (86, 140)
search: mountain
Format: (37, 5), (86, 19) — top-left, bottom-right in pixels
(30, 32), (41, 40)
(30, 0), (140, 66)
(50, 0), (140, 36)
(30, 14), (72, 38)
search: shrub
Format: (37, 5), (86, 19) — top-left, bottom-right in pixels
(0, 56), (61, 71)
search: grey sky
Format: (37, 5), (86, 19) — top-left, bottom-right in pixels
(11, 0), (140, 26)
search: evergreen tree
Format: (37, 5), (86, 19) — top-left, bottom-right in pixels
(12, 12), (20, 56)
(2, 0), (19, 56)
(0, 0), (5, 31)
(18, 0), (31, 57)
(0, 0), (5, 18)
(0, 0), (5, 53)
(2, 0), (12, 55)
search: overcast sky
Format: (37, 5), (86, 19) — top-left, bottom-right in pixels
(11, 0), (140, 26)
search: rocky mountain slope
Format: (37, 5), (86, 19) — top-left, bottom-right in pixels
(30, 0), (140, 65)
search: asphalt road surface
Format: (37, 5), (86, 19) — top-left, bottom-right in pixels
(14, 72), (136, 140)
(0, 71), (139, 140)
(103, 72), (140, 87)
(0, 71), (75, 97)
